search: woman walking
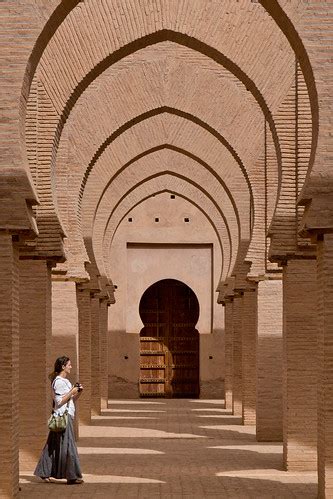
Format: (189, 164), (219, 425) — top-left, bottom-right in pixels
(34, 356), (84, 485)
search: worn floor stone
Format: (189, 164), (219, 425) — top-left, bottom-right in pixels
(20, 399), (317, 498)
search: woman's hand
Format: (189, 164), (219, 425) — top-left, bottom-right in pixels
(71, 386), (80, 396)
(72, 384), (83, 399)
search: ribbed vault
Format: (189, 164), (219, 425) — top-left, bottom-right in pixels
(91, 150), (238, 280)
(101, 174), (230, 277)
(21, 0), (316, 293)
(49, 41), (278, 282)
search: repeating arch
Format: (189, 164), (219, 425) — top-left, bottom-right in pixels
(101, 176), (229, 281)
(20, 0), (318, 287)
(23, 0), (317, 179)
(91, 162), (236, 279)
(79, 106), (253, 205)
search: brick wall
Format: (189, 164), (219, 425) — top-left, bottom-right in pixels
(256, 279), (283, 441)
(283, 259), (317, 471)
(224, 300), (234, 411)
(19, 259), (52, 471)
(91, 296), (101, 416)
(317, 235), (333, 498)
(242, 287), (257, 425)
(0, 234), (20, 498)
(232, 295), (243, 417)
(76, 287), (92, 425)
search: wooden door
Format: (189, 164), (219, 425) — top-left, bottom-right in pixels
(139, 279), (199, 398)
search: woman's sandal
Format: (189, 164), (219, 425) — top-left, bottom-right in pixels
(41, 477), (51, 483)
(67, 478), (84, 485)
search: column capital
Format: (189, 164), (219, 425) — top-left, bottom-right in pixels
(217, 276), (235, 304)
(77, 277), (115, 304)
(0, 167), (38, 239)
(269, 248), (317, 266)
(298, 175), (333, 237)
(19, 252), (58, 269)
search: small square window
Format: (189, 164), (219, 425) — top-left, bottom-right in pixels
(128, 217), (132, 222)
(170, 194), (175, 199)
(155, 217), (159, 222)
(184, 218), (190, 222)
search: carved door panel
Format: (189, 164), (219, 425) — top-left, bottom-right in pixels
(139, 279), (199, 398)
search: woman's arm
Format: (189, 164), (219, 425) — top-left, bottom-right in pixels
(57, 387), (79, 407)
(72, 384), (84, 401)
(53, 381), (80, 408)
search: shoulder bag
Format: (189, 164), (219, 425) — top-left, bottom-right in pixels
(47, 379), (71, 432)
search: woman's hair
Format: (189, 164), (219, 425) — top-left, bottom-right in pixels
(49, 356), (70, 382)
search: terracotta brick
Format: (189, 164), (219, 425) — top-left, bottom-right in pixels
(283, 259), (317, 471)
(0, 2), (332, 497)
(0, 234), (19, 499)
(224, 300), (233, 411)
(19, 259), (52, 471)
(91, 296), (101, 416)
(99, 300), (109, 410)
(317, 234), (333, 498)
(256, 278), (283, 442)
(232, 295), (243, 417)
(76, 286), (92, 425)
(242, 287), (257, 425)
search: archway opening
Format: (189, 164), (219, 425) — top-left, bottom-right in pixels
(139, 279), (200, 398)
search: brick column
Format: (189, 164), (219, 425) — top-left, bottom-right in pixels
(224, 299), (234, 411)
(256, 278), (283, 441)
(91, 296), (101, 415)
(283, 259), (317, 471)
(52, 280), (79, 383)
(317, 234), (333, 498)
(0, 234), (19, 498)
(19, 259), (52, 471)
(52, 279), (80, 437)
(232, 295), (243, 417)
(76, 286), (92, 425)
(100, 299), (109, 410)
(242, 286), (257, 425)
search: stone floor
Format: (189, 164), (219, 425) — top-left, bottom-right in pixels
(20, 399), (317, 498)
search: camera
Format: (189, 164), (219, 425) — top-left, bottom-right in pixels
(75, 382), (83, 392)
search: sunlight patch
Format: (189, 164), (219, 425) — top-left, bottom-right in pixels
(78, 447), (164, 454)
(216, 469), (317, 483)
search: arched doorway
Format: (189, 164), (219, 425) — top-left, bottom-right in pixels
(139, 279), (200, 398)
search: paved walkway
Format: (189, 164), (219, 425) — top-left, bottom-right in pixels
(20, 399), (317, 498)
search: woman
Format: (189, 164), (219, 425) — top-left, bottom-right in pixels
(34, 356), (84, 485)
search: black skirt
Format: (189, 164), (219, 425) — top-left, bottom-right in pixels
(34, 415), (82, 480)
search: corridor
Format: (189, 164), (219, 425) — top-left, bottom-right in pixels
(20, 399), (317, 498)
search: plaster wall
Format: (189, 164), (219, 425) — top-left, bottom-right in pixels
(108, 193), (225, 398)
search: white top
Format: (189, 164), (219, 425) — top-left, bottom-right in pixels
(52, 376), (75, 417)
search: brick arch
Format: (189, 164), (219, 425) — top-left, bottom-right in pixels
(89, 145), (241, 242)
(27, 9), (298, 254)
(89, 152), (245, 282)
(54, 50), (261, 277)
(94, 158), (236, 268)
(55, 48), (260, 239)
(53, 40), (270, 228)
(23, 1), (314, 119)
(22, 0), (317, 185)
(99, 176), (230, 283)
(107, 189), (223, 294)
(21, 0), (317, 187)
(79, 106), (253, 207)
(259, 1), (318, 180)
(46, 29), (283, 184)
(60, 108), (253, 279)
(19, 2), (316, 274)
(78, 121), (252, 284)
(24, 0), (312, 158)
(79, 111), (250, 222)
